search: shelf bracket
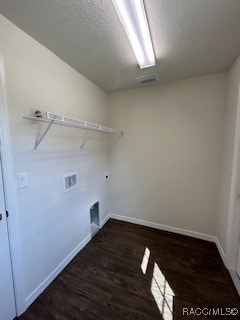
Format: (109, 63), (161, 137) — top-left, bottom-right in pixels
(34, 116), (56, 152)
(80, 128), (97, 149)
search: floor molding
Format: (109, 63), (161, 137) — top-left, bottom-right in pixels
(110, 213), (216, 242)
(229, 271), (240, 296)
(100, 213), (111, 229)
(214, 236), (226, 266)
(25, 234), (91, 309)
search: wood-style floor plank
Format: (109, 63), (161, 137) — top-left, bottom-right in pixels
(17, 219), (240, 319)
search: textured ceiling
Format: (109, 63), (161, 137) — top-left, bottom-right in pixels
(0, 0), (240, 92)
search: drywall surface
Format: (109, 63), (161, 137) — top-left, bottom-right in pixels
(108, 74), (226, 235)
(217, 56), (240, 257)
(0, 14), (109, 302)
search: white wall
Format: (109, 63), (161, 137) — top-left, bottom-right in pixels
(0, 14), (109, 308)
(217, 56), (240, 265)
(108, 74), (226, 235)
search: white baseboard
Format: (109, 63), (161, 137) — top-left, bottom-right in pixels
(25, 234), (91, 308)
(110, 213), (216, 242)
(229, 270), (240, 296)
(100, 213), (111, 228)
(214, 237), (226, 265)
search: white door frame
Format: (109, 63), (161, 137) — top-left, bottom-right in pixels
(225, 85), (240, 273)
(0, 56), (25, 315)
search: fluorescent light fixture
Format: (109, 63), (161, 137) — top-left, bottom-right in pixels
(112, 0), (155, 69)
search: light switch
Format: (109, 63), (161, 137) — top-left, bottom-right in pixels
(81, 183), (86, 193)
(17, 173), (28, 188)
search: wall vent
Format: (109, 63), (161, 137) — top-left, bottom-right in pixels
(137, 74), (158, 84)
(63, 171), (78, 193)
(90, 202), (99, 237)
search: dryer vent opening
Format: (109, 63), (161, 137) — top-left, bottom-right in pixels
(90, 202), (99, 237)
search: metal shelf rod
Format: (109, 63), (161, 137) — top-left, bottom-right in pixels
(33, 116), (56, 152)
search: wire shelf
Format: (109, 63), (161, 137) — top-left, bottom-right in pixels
(23, 111), (123, 151)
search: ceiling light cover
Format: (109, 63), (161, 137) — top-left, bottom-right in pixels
(112, 0), (155, 69)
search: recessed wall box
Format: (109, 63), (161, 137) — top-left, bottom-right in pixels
(63, 172), (78, 193)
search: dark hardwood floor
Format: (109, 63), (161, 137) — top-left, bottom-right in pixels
(17, 219), (240, 319)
